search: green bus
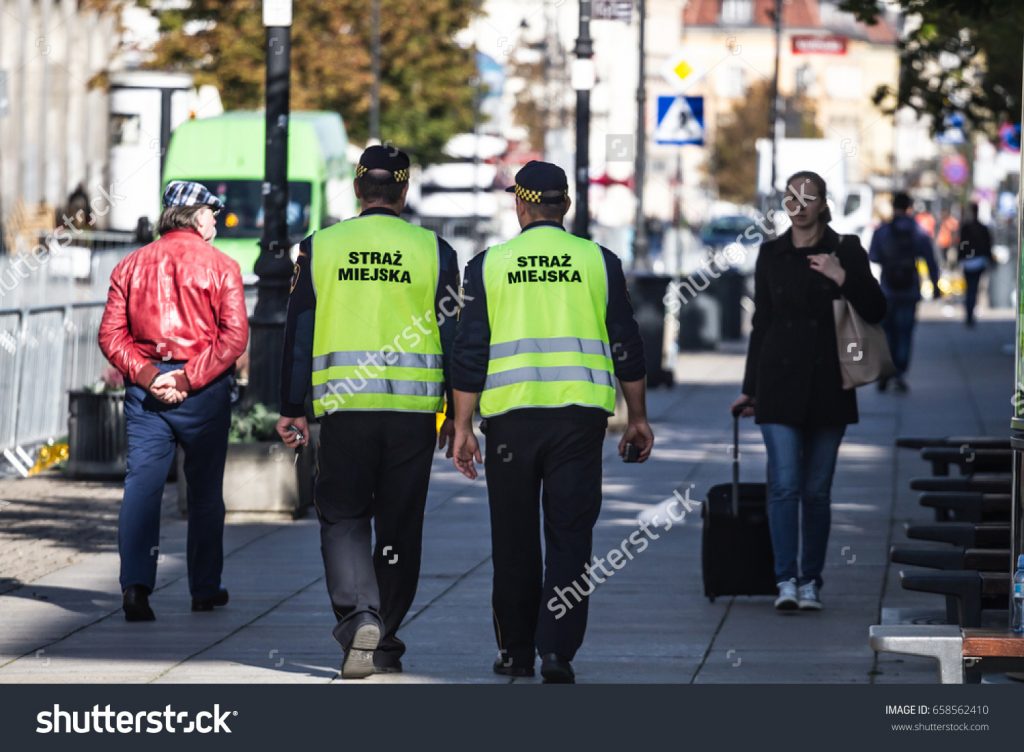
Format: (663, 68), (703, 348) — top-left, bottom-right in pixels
(161, 111), (356, 275)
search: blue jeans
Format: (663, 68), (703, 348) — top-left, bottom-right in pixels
(760, 423), (845, 588)
(881, 299), (917, 375)
(119, 362), (232, 598)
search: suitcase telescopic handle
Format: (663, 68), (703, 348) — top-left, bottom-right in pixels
(730, 410), (740, 517)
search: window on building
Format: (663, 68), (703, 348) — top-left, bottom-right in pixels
(716, 65), (747, 98)
(824, 66), (862, 100)
(720, 0), (752, 25)
(795, 64), (815, 97)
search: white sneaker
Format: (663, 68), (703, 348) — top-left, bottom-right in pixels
(797, 582), (822, 611)
(774, 578), (798, 611)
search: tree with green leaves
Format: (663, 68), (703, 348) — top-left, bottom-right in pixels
(123, 0), (480, 164)
(839, 0), (1024, 135)
(710, 81), (821, 205)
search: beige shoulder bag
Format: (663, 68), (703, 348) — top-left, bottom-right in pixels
(832, 243), (895, 389)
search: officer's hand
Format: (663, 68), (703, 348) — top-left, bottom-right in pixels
(276, 415), (309, 448)
(452, 426), (482, 479)
(619, 419), (654, 463)
(437, 418), (456, 458)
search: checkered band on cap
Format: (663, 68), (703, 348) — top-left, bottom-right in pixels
(514, 184), (567, 204)
(162, 180), (223, 210)
(355, 164), (409, 183)
(514, 184), (542, 203)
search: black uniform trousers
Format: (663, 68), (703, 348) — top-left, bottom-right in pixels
(483, 407), (607, 664)
(315, 411), (436, 664)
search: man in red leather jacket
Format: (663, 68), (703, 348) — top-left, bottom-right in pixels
(99, 180), (249, 622)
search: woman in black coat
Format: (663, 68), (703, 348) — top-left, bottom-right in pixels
(731, 171), (886, 612)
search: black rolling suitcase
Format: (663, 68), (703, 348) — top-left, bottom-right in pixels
(701, 408), (777, 601)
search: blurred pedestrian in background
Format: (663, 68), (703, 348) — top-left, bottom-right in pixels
(913, 202), (936, 242)
(99, 180), (249, 622)
(936, 206), (960, 268)
(955, 202), (993, 328)
(868, 192), (941, 393)
(732, 170), (886, 612)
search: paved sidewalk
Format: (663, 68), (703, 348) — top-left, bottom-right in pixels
(0, 301), (1014, 684)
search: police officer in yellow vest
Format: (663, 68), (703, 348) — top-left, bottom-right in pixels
(276, 145), (460, 679)
(450, 161), (654, 683)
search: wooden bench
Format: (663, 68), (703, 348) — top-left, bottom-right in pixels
(891, 546), (1010, 572)
(870, 625), (1024, 683)
(918, 492), (1011, 523)
(899, 570), (1008, 626)
(919, 447), (1011, 476)
(909, 474), (1011, 494)
(905, 522), (1009, 549)
(896, 436), (1011, 451)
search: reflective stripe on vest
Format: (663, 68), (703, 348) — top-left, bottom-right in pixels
(480, 226), (615, 417)
(310, 214), (444, 416)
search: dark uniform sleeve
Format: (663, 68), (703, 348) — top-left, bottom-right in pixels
(279, 234), (316, 418)
(451, 252), (490, 393)
(601, 247), (646, 382)
(436, 237), (461, 416)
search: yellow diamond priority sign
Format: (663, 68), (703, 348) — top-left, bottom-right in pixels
(662, 53), (704, 91)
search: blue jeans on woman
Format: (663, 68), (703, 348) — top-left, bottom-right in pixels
(760, 423), (845, 588)
(119, 361), (232, 599)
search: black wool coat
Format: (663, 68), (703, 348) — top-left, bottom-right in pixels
(741, 227), (887, 427)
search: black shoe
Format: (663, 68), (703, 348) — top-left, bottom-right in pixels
(123, 585), (155, 622)
(341, 621), (381, 679)
(540, 653), (575, 684)
(493, 653), (535, 677)
(876, 377), (889, 393)
(894, 377), (909, 393)
(373, 653), (403, 674)
(191, 588), (229, 612)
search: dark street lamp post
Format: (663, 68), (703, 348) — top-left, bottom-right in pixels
(571, 0), (594, 239)
(248, 0), (293, 409)
(767, 0), (783, 212)
(632, 0), (648, 268)
(370, 0), (381, 141)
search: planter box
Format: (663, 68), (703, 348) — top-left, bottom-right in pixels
(66, 390), (127, 479)
(176, 425), (317, 519)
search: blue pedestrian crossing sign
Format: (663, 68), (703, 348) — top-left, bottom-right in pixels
(655, 95), (704, 146)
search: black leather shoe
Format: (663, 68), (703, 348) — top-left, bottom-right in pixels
(373, 655), (404, 674)
(540, 653), (575, 684)
(493, 655), (535, 677)
(191, 588), (229, 612)
(123, 585), (155, 622)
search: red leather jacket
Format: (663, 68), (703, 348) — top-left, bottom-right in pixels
(98, 228), (249, 391)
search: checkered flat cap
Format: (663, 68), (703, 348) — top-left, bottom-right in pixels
(162, 181), (223, 210)
(505, 160), (569, 204)
(358, 144), (411, 183)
